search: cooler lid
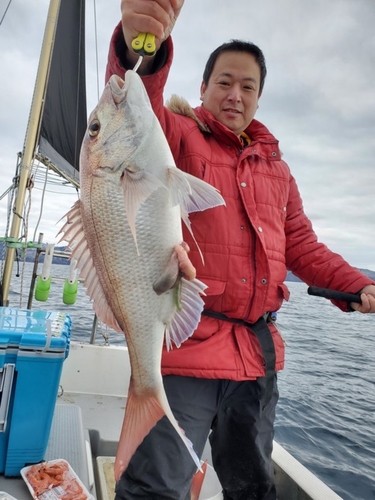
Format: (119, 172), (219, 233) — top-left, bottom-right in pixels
(0, 307), (71, 352)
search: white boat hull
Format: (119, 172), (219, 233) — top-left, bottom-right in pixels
(58, 342), (343, 500)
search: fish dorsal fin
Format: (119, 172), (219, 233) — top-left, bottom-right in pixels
(57, 200), (122, 333)
(165, 278), (207, 350)
(167, 167), (226, 263)
(121, 167), (166, 255)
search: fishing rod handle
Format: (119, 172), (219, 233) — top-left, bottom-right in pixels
(307, 286), (362, 304)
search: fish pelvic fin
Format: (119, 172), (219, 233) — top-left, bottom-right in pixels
(121, 167), (166, 255)
(165, 278), (207, 350)
(153, 248), (180, 295)
(114, 380), (201, 482)
(153, 244), (197, 295)
(167, 167), (226, 263)
(58, 201), (122, 333)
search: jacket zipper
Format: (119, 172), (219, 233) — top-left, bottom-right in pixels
(244, 226), (258, 321)
(239, 147), (259, 321)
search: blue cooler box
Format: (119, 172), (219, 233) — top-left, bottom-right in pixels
(0, 306), (71, 476)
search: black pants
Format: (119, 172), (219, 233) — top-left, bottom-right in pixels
(115, 375), (279, 500)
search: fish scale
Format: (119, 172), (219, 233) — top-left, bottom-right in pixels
(59, 70), (226, 481)
(87, 185), (170, 347)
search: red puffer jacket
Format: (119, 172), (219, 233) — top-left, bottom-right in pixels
(106, 25), (373, 380)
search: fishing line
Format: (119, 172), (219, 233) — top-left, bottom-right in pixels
(93, 0), (100, 102)
(32, 164), (50, 243)
(73, 0), (86, 172)
(18, 189), (33, 308)
(0, 0), (12, 27)
(0, 166), (17, 276)
(33, 186), (79, 195)
(0, 185), (14, 201)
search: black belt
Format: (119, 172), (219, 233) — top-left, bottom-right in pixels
(202, 310), (276, 408)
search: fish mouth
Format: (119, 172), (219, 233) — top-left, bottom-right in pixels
(109, 71), (142, 105)
(108, 70), (153, 132)
(123, 70), (142, 94)
(109, 74), (127, 105)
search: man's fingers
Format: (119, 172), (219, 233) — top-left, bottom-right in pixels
(174, 244), (196, 281)
(121, 0), (179, 48)
(351, 293), (375, 313)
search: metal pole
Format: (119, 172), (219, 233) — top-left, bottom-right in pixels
(27, 233), (44, 309)
(1, 0), (61, 306)
(90, 314), (98, 345)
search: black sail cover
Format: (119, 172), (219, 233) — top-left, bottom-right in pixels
(39, 0), (87, 185)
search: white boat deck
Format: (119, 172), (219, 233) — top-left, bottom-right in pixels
(0, 342), (343, 500)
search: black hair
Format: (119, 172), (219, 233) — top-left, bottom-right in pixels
(202, 39), (267, 95)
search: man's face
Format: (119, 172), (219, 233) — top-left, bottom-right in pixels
(200, 51), (261, 136)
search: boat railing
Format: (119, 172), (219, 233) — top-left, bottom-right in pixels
(26, 235), (100, 345)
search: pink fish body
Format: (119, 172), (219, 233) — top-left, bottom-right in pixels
(59, 70), (225, 481)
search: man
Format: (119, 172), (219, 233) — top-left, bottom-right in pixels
(106, 1), (375, 499)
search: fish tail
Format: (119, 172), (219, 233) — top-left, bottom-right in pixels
(163, 401), (202, 474)
(114, 382), (165, 481)
(190, 460), (208, 500)
(114, 380), (201, 482)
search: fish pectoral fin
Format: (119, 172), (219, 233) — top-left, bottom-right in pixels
(167, 167), (226, 264)
(180, 207), (205, 265)
(167, 167), (225, 214)
(58, 201), (122, 334)
(121, 167), (166, 254)
(165, 278), (207, 350)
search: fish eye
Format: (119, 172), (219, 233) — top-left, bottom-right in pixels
(88, 119), (100, 136)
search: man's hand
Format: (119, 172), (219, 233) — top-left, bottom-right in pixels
(174, 242), (196, 281)
(350, 284), (375, 313)
(121, 0), (184, 73)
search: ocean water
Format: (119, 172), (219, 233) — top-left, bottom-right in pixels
(4, 262), (375, 500)
(275, 282), (375, 500)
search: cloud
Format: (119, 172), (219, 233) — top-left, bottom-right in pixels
(0, 0), (374, 270)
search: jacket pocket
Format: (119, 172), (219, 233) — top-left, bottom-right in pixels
(268, 322), (286, 370)
(278, 282), (290, 301)
(202, 277), (226, 296)
(201, 277), (226, 311)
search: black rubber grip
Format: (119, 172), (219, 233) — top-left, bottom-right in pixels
(307, 286), (362, 304)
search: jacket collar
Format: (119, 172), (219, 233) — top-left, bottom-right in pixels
(195, 105), (279, 147)
(166, 95), (281, 159)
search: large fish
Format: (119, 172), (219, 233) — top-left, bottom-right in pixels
(59, 70), (225, 481)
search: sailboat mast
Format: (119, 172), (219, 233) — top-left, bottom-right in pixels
(1, 0), (61, 305)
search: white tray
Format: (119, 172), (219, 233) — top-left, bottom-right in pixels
(20, 459), (94, 500)
(0, 492), (18, 500)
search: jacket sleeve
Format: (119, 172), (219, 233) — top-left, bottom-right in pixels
(105, 22), (184, 160)
(285, 174), (374, 311)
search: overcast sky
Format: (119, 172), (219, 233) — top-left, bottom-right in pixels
(0, 0), (374, 270)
